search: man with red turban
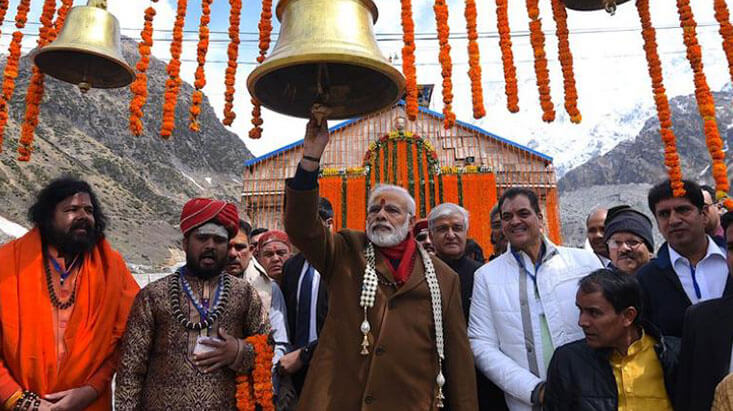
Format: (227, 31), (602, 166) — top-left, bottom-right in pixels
(115, 198), (271, 410)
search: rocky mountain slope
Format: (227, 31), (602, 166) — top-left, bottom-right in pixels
(0, 38), (252, 266)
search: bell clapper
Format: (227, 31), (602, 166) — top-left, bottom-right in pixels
(78, 57), (92, 94)
(603, 0), (617, 15)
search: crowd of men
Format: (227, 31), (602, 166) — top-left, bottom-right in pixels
(1, 114), (733, 410)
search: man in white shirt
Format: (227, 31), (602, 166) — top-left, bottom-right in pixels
(468, 187), (602, 411)
(637, 179), (732, 337)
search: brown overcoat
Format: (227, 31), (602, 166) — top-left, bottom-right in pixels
(284, 186), (478, 411)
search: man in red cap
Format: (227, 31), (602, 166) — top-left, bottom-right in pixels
(413, 218), (435, 254)
(257, 230), (293, 284)
(115, 198), (270, 410)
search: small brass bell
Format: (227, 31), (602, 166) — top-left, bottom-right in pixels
(562, 0), (629, 14)
(30, 0), (134, 93)
(247, 0), (406, 119)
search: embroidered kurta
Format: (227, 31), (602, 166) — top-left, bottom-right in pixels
(114, 272), (269, 410)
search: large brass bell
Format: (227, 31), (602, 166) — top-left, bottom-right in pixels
(563, 0), (629, 13)
(30, 0), (134, 93)
(247, 0), (406, 119)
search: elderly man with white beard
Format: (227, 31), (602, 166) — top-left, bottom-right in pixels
(282, 107), (478, 410)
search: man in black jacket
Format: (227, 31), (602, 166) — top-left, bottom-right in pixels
(675, 211), (733, 411)
(637, 179), (732, 337)
(545, 269), (678, 411)
(278, 197), (332, 394)
(428, 203), (507, 411)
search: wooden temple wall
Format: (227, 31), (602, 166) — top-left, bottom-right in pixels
(241, 105), (559, 238)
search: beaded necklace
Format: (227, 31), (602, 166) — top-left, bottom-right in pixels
(359, 242), (446, 407)
(43, 250), (79, 310)
(169, 268), (232, 331)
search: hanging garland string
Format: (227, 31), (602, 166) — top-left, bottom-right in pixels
(677, 0), (731, 205)
(17, 0), (56, 161)
(401, 0), (418, 120)
(0, 0), (31, 152)
(636, 0), (685, 196)
(222, 0), (242, 125)
(434, 0), (455, 129)
(714, 0), (733, 88)
(249, 0), (272, 139)
(341, 176), (347, 229)
(550, 0), (581, 124)
(526, 0), (555, 123)
(160, 0), (188, 139)
(129, 4), (156, 136)
(53, 0), (72, 33)
(464, 0), (485, 119)
(235, 334), (274, 411)
(496, 0), (518, 113)
(189, 0), (213, 132)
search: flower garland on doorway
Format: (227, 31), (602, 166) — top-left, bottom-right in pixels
(129, 4), (156, 136)
(249, 0), (272, 139)
(677, 0), (731, 205)
(222, 0), (242, 126)
(189, 0), (213, 132)
(160, 0), (187, 139)
(434, 0), (455, 129)
(401, 0), (418, 121)
(550, 0), (581, 124)
(526, 0), (554, 123)
(0, 0), (31, 153)
(464, 0), (485, 119)
(636, 0), (685, 196)
(496, 0), (518, 113)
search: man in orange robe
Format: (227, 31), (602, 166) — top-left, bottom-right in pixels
(0, 177), (139, 410)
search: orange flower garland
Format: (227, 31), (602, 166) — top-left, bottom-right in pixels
(550, 0), (581, 124)
(636, 0), (685, 196)
(249, 0), (273, 139)
(495, 0), (518, 113)
(129, 5), (156, 136)
(189, 0), (212, 132)
(52, 0), (72, 35)
(525, 0), (555, 123)
(222, 0), (241, 126)
(464, 0), (485, 119)
(434, 0), (455, 129)
(235, 334), (274, 411)
(17, 0), (56, 161)
(714, 0), (733, 87)
(401, 0), (418, 121)
(0, 0), (31, 153)
(160, 0), (188, 139)
(677, 0), (730, 204)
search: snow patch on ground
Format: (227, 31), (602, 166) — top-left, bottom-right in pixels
(0, 215), (28, 238)
(180, 171), (205, 191)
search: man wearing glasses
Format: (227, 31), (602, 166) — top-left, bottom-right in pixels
(603, 205), (654, 275)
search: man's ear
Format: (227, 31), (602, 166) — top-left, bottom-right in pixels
(622, 306), (639, 328)
(409, 215), (416, 230)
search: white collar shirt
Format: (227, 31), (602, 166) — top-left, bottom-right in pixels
(668, 236), (728, 304)
(296, 261), (321, 344)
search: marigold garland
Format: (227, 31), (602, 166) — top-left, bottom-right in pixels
(464, 0), (485, 119)
(714, 0), (733, 88)
(17, 0), (56, 161)
(189, 0), (213, 132)
(235, 334), (274, 411)
(159, 0), (188, 139)
(52, 0), (72, 36)
(636, 0), (685, 196)
(434, 0), (455, 129)
(249, 0), (273, 139)
(525, 0), (555, 123)
(496, 0), (518, 113)
(677, 0), (730, 202)
(129, 5), (156, 136)
(0, 0), (31, 153)
(401, 0), (418, 120)
(222, 0), (242, 126)
(550, 0), (581, 124)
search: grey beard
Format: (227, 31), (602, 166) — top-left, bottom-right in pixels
(367, 219), (410, 247)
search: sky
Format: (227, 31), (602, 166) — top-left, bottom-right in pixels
(0, 0), (730, 159)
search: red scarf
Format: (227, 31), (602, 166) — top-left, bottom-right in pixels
(376, 232), (418, 285)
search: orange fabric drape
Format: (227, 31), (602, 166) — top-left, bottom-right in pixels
(546, 188), (563, 245)
(0, 229), (139, 409)
(462, 173), (496, 258)
(319, 176), (342, 230)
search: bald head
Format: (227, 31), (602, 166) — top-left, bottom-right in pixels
(586, 208), (608, 258)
